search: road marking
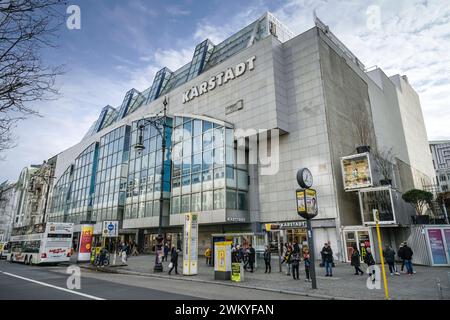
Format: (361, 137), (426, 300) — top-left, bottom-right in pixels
(0, 270), (105, 300)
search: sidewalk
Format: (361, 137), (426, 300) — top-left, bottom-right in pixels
(77, 254), (450, 300)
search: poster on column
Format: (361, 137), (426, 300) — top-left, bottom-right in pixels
(78, 224), (94, 262)
(183, 212), (198, 275)
(427, 229), (448, 265)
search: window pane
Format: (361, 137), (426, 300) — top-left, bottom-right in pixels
(191, 193), (201, 212)
(193, 120), (202, 137)
(202, 170), (213, 190)
(202, 191), (213, 211)
(181, 195), (190, 213)
(203, 150), (213, 170)
(226, 166), (236, 188)
(214, 189), (224, 210)
(214, 167), (225, 189)
(226, 190), (237, 209)
(191, 172), (201, 193)
(203, 130), (213, 150)
(171, 197), (180, 215)
(214, 147), (224, 167)
(182, 175), (191, 194)
(237, 170), (248, 190)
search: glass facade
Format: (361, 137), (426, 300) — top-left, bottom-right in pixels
(92, 126), (130, 223)
(170, 116), (248, 215)
(124, 119), (172, 220)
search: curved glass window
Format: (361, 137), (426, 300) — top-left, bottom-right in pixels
(170, 116), (248, 214)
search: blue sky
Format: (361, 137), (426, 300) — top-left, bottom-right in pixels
(1, 0), (450, 182)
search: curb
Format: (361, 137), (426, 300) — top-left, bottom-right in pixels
(77, 264), (349, 300)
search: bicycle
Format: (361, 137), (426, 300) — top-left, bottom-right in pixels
(93, 252), (110, 267)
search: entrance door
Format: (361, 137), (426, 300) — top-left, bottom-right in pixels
(344, 230), (372, 262)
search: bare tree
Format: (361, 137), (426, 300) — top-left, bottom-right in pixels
(373, 147), (396, 182)
(352, 106), (372, 148)
(0, 0), (65, 156)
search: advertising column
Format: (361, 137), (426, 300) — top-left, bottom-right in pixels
(78, 224), (94, 262)
(427, 228), (448, 265)
(183, 213), (198, 275)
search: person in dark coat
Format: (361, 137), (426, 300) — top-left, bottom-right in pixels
(291, 252), (301, 280)
(247, 244), (256, 272)
(364, 247), (376, 278)
(320, 243), (333, 277)
(383, 245), (399, 275)
(398, 242), (405, 272)
(402, 242), (415, 275)
(163, 243), (170, 262)
(263, 246), (271, 273)
(351, 245), (364, 275)
(168, 246), (179, 275)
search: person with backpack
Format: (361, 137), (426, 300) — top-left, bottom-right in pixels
(364, 247), (376, 278)
(383, 245), (400, 276)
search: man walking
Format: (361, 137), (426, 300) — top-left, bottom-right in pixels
(263, 246), (271, 273)
(402, 242), (415, 275)
(248, 244), (256, 272)
(383, 245), (400, 276)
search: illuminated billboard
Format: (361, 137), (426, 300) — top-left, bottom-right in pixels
(340, 152), (373, 191)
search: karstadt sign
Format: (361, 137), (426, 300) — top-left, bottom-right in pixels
(182, 56), (256, 104)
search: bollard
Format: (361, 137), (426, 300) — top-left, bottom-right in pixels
(436, 278), (443, 300)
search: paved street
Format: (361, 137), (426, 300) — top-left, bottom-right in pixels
(0, 259), (315, 300)
(78, 254), (450, 300)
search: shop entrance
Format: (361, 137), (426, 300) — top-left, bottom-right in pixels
(344, 229), (372, 262)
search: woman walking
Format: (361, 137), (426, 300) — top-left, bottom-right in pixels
(351, 245), (364, 275)
(168, 246), (179, 275)
(281, 245), (293, 276)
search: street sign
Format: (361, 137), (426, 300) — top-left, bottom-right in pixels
(102, 221), (119, 238)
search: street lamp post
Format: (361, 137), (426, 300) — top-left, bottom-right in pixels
(134, 97), (169, 273)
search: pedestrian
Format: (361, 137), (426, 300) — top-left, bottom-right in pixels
(291, 251), (301, 280)
(121, 242), (128, 263)
(402, 242), (415, 275)
(320, 242), (334, 277)
(293, 240), (300, 254)
(263, 246), (271, 273)
(168, 246), (179, 275)
(398, 242), (405, 272)
(303, 247), (311, 282)
(383, 245), (400, 276)
(364, 247), (376, 278)
(247, 244), (256, 272)
(163, 243), (169, 262)
(281, 245), (293, 276)
(205, 247), (212, 265)
(351, 245), (364, 275)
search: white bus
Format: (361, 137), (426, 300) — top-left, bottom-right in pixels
(6, 222), (74, 265)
